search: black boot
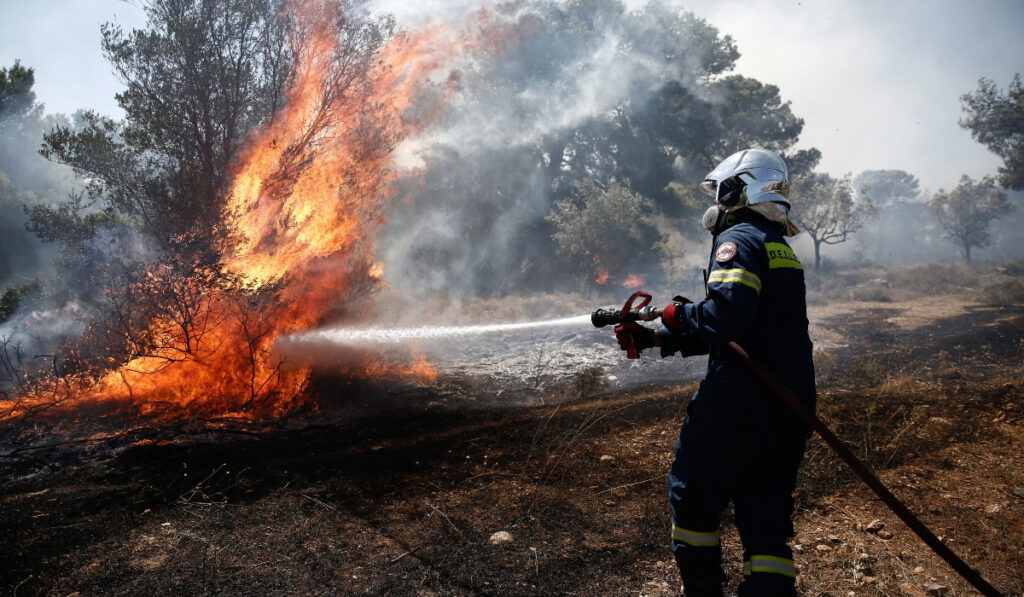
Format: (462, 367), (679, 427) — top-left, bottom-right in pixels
(677, 562), (726, 597)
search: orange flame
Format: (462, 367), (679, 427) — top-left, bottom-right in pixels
(622, 274), (645, 289)
(1, 3), (531, 422)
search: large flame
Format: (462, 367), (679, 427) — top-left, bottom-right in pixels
(3, 2), (523, 422)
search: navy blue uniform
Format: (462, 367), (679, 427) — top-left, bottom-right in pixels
(658, 215), (815, 596)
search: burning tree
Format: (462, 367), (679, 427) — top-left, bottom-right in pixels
(8, 0), (429, 421)
(927, 175), (1012, 263)
(790, 173), (876, 269)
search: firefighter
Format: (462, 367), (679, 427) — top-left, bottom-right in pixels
(615, 148), (815, 596)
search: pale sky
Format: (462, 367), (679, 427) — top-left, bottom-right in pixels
(2, 0), (1022, 192)
(680, 0), (1024, 193)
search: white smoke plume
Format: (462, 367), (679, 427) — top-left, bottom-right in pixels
(371, 0), (728, 304)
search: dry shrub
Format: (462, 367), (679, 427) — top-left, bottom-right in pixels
(813, 349), (837, 381)
(895, 263), (980, 295)
(1000, 260), (1024, 276)
(806, 274), (849, 305)
(858, 318), (896, 343)
(982, 279), (1024, 306)
(845, 356), (886, 387)
(807, 268), (894, 303)
(847, 284), (893, 302)
(570, 366), (605, 398)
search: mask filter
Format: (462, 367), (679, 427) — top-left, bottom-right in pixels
(702, 205), (720, 232)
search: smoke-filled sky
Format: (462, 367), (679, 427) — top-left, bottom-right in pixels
(1, 0), (1021, 192)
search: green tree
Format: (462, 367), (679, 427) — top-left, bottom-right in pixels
(562, 73), (811, 217)
(960, 74), (1024, 190)
(782, 148), (822, 179)
(927, 175), (1012, 263)
(855, 169), (920, 206)
(548, 180), (653, 284)
(790, 173), (876, 269)
(39, 0), (297, 243)
(0, 61), (38, 126)
(705, 75), (806, 160)
(850, 170), (924, 263)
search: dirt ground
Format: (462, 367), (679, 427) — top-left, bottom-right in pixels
(2, 286), (1023, 595)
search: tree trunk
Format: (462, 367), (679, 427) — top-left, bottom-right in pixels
(963, 243), (972, 263)
(814, 239), (822, 269)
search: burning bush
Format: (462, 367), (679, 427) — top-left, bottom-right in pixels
(1, 0), (439, 424)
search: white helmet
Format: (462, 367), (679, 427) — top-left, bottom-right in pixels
(699, 148), (790, 211)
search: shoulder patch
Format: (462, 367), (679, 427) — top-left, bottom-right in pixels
(715, 241), (737, 263)
(765, 242), (803, 270)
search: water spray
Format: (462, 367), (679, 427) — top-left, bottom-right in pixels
(281, 314), (593, 346)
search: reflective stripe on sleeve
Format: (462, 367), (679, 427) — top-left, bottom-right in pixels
(748, 554), (796, 578)
(707, 268), (762, 293)
(743, 560), (751, 576)
(670, 524), (720, 547)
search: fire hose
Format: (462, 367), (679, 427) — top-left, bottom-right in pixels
(592, 290), (1003, 597)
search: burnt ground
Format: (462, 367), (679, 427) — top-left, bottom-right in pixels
(1, 294), (1023, 596)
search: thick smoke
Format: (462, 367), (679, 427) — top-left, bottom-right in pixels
(374, 1), (722, 304)
(0, 93), (79, 393)
(0, 109), (71, 293)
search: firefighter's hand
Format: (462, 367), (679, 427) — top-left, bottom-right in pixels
(614, 321), (657, 355)
(660, 300), (690, 333)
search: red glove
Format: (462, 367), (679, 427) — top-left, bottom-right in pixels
(660, 302), (688, 333)
(614, 321), (657, 358)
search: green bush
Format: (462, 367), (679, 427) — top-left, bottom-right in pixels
(0, 280), (41, 323)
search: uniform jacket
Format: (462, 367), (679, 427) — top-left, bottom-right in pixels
(659, 214), (816, 427)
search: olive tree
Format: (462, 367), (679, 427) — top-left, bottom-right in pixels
(928, 175), (1012, 263)
(790, 173), (876, 269)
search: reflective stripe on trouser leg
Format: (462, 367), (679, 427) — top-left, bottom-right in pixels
(671, 523), (720, 547)
(745, 554), (796, 578)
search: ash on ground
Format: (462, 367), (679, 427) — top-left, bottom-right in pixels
(399, 324), (706, 400)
